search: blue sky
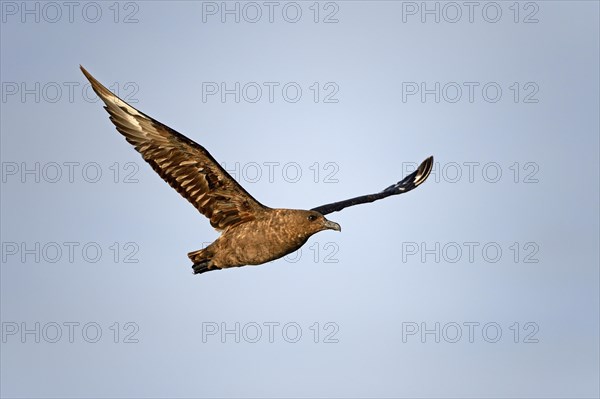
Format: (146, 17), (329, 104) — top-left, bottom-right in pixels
(1, 1), (599, 397)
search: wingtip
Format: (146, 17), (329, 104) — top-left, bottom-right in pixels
(79, 65), (115, 104)
(415, 155), (434, 186)
(79, 65), (94, 81)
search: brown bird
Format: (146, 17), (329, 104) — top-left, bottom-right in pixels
(81, 66), (433, 275)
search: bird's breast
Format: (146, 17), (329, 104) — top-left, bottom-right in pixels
(212, 217), (310, 267)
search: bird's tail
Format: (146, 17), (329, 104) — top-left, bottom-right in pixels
(188, 248), (215, 275)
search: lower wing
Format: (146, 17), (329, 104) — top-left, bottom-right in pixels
(311, 156), (433, 216)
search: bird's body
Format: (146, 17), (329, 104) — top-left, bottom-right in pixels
(81, 66), (432, 275)
(189, 209), (340, 273)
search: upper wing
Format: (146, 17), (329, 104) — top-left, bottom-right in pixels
(81, 66), (268, 230)
(311, 156), (433, 215)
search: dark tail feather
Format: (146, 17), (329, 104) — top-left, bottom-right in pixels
(188, 248), (217, 275)
(192, 261), (212, 275)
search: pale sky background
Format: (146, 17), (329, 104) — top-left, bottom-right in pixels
(1, 1), (599, 398)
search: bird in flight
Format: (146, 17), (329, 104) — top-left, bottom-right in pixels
(81, 66), (433, 275)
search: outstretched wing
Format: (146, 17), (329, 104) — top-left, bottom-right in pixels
(81, 66), (268, 230)
(311, 156), (433, 215)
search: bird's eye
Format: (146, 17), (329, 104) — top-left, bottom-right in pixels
(307, 215), (317, 222)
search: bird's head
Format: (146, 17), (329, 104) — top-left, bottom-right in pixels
(290, 210), (341, 235)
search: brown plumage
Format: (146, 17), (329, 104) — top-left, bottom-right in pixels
(81, 66), (433, 275)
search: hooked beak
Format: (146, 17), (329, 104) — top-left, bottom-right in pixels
(324, 219), (341, 232)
